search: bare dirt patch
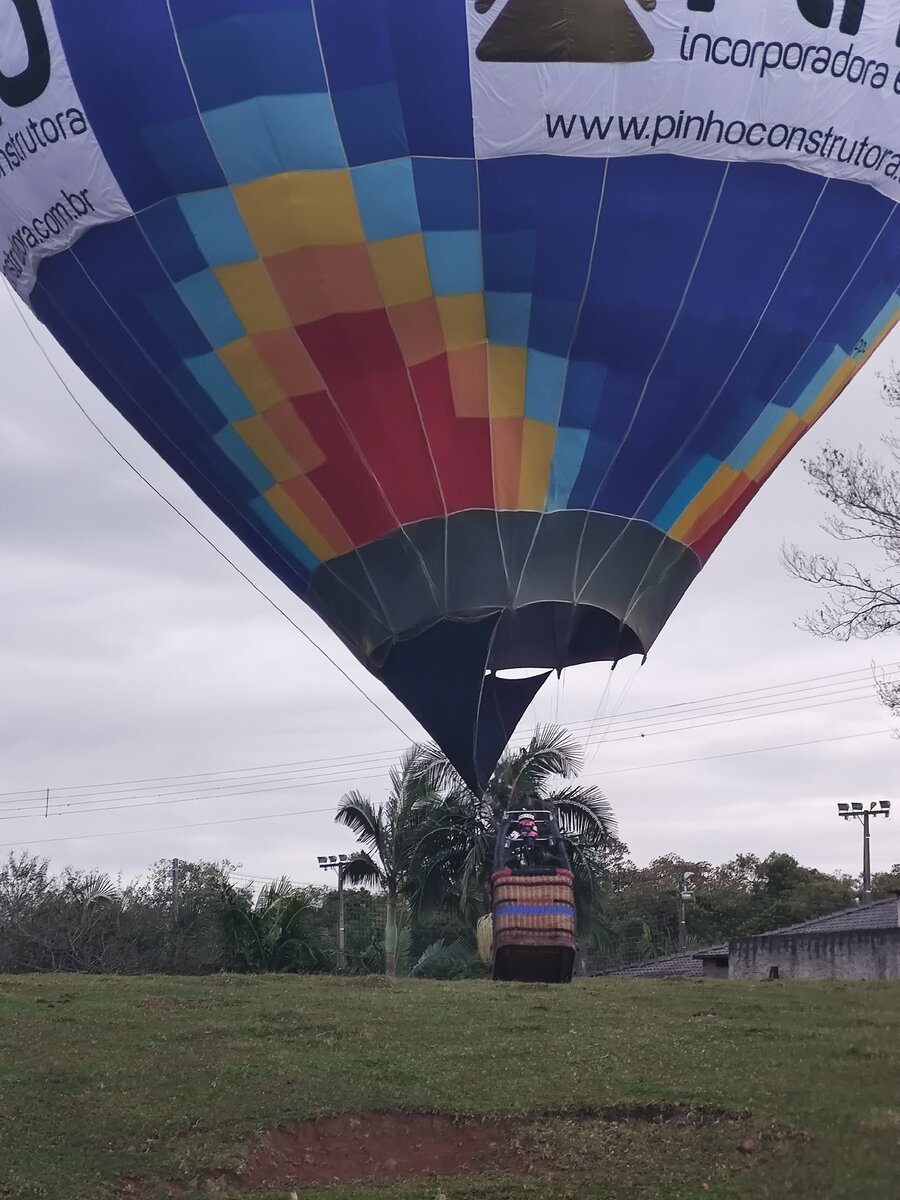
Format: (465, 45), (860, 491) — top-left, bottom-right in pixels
(118, 1105), (754, 1195)
(225, 1112), (519, 1189)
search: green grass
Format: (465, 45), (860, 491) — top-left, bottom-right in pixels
(0, 974), (898, 1199)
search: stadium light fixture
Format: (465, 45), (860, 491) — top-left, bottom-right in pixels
(836, 799), (891, 905)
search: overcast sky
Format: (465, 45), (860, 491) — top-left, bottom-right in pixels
(1, 285), (898, 889)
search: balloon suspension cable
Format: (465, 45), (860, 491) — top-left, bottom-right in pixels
(3, 285), (417, 744)
(584, 654), (644, 769)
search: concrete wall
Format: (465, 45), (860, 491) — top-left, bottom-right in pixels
(702, 958), (729, 979)
(729, 929), (900, 981)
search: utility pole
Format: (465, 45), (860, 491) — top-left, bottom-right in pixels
(837, 801), (891, 904)
(171, 858), (180, 972)
(677, 871), (696, 951)
(318, 854), (360, 970)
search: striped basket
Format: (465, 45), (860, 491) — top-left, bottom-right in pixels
(490, 867), (576, 982)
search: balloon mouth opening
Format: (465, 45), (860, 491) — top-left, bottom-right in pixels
(491, 667), (552, 680)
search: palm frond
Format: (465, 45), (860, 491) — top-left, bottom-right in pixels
(457, 841), (489, 923)
(341, 854), (384, 890)
(216, 882), (265, 971)
(408, 741), (471, 798)
(407, 864), (448, 917)
(256, 876), (300, 908)
(409, 936), (474, 979)
(550, 785), (618, 841)
(335, 793), (384, 856)
(396, 742), (433, 785)
(516, 724), (584, 782)
(565, 843), (603, 930)
(78, 872), (117, 904)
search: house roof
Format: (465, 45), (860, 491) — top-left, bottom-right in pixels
(695, 895), (900, 959)
(772, 895), (900, 934)
(595, 950), (704, 979)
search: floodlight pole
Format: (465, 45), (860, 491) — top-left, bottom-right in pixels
(318, 853), (358, 970)
(677, 871), (695, 952)
(837, 801), (891, 906)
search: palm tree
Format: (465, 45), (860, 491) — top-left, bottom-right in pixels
(217, 878), (333, 974)
(335, 747), (435, 976)
(411, 725), (617, 930)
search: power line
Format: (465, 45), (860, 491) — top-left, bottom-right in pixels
(0, 739), (415, 800)
(4, 662), (893, 807)
(1, 725), (892, 853)
(0, 801), (338, 851)
(0, 761), (396, 814)
(575, 659), (899, 720)
(1, 671), (894, 822)
(585, 726), (894, 779)
(571, 675), (899, 739)
(0, 767), (400, 823)
(2, 659), (894, 805)
(0, 688), (884, 824)
(0, 753), (403, 806)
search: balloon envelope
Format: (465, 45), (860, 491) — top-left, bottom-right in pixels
(2, 0), (898, 788)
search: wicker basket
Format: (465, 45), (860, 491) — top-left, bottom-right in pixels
(490, 867), (576, 983)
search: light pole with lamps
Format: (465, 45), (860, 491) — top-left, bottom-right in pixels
(677, 870), (696, 951)
(317, 854), (361, 969)
(837, 800), (891, 905)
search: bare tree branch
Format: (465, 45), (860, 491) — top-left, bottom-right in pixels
(783, 367), (900, 651)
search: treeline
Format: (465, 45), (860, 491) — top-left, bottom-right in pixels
(4, 727), (895, 977)
(597, 848), (900, 964)
(0, 853), (476, 979)
(2, 847), (895, 977)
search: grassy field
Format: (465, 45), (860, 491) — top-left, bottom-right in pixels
(0, 974), (898, 1200)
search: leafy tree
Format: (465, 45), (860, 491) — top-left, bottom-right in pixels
(602, 853), (713, 958)
(411, 725), (617, 932)
(335, 747), (436, 976)
(126, 858), (236, 973)
(596, 850), (859, 967)
(217, 877), (333, 974)
(750, 852), (856, 932)
(0, 853), (236, 974)
(872, 863), (900, 898)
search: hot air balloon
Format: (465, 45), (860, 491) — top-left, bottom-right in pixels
(2, 0), (899, 795)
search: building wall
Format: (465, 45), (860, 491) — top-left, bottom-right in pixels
(702, 958), (729, 979)
(729, 929), (900, 981)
